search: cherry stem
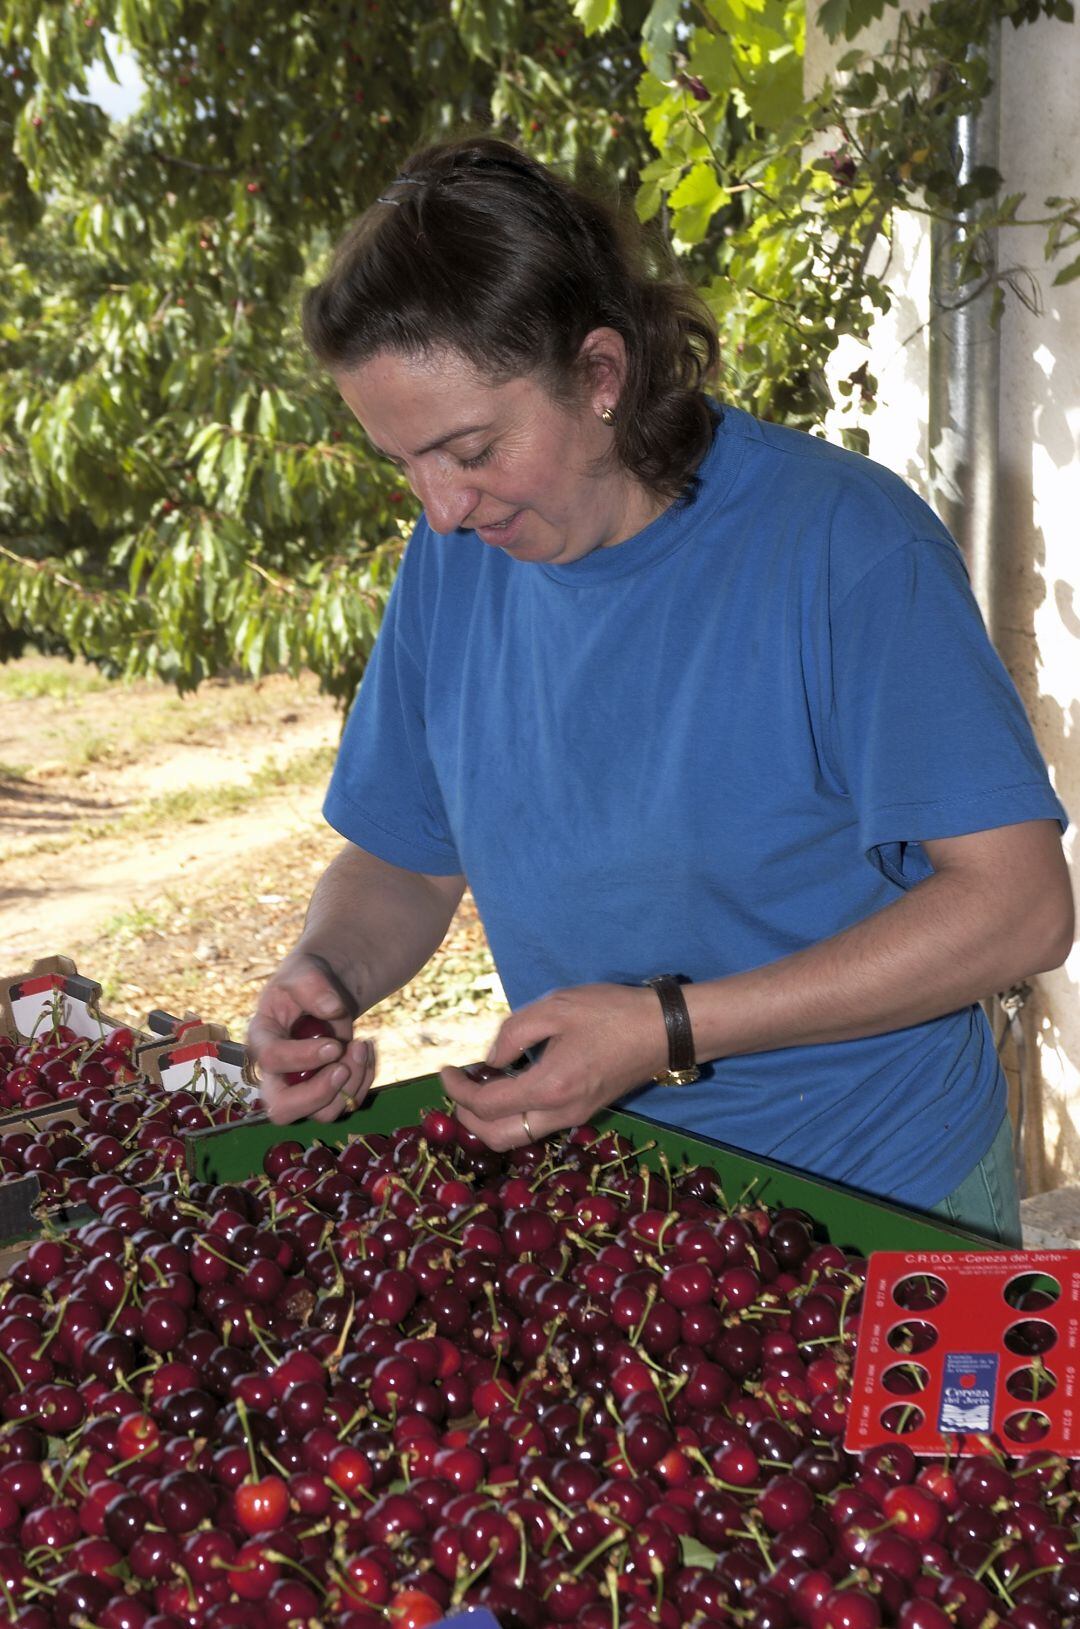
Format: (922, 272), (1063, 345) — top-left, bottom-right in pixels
(530, 1476), (576, 1521)
(266, 1549), (326, 1594)
(325, 1478), (361, 1517)
(259, 1445), (292, 1479)
(336, 1402), (370, 1442)
(541, 1513), (571, 1556)
(686, 1446), (762, 1495)
(604, 1562), (622, 1629)
(103, 1274), (131, 1333)
(330, 1295), (357, 1365)
(658, 1151), (673, 1211)
(245, 1308), (281, 1364)
(534, 1311), (566, 1372)
(0, 1346), (25, 1391)
(652, 1552), (666, 1613)
(739, 1513), (777, 1573)
(1006, 1561), (1067, 1594)
(450, 1536), (501, 1607)
(628, 1283), (658, 1348)
(199, 1238), (242, 1270)
(571, 1525), (625, 1578)
(234, 1394), (260, 1484)
(981, 1563), (1016, 1610)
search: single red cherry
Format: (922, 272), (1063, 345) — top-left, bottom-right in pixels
(283, 1014), (338, 1085)
(233, 1475), (289, 1536)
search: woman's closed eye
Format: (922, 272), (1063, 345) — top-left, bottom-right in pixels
(459, 446), (494, 470)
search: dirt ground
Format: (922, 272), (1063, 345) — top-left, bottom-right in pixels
(0, 657), (504, 1086)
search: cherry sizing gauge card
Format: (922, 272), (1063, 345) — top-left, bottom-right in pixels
(845, 1249), (1080, 1456)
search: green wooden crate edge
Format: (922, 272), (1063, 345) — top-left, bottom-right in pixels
(182, 1072), (997, 1256)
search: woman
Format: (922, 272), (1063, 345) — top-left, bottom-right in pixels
(248, 136), (1073, 1242)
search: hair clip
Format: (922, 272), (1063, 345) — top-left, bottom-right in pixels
(377, 175), (427, 204)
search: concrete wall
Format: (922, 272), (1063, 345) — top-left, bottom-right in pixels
(807, 2), (1080, 1192)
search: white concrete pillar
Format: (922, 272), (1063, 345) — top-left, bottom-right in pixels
(995, 11), (1080, 1186)
(806, 1), (1080, 1189)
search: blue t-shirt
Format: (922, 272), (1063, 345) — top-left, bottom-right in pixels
(324, 406), (1067, 1207)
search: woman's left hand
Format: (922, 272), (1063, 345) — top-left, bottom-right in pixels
(441, 981), (670, 1149)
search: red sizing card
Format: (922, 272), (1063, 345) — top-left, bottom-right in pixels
(845, 1250), (1079, 1456)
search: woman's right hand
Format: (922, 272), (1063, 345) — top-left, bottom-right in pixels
(247, 950), (376, 1124)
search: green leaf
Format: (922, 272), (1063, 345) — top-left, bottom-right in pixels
(691, 34), (733, 97)
(839, 426), (870, 455)
(573, 0), (619, 34)
(742, 46), (802, 129)
(641, 0), (681, 79)
(669, 162), (723, 210)
(256, 390), (278, 439)
(816, 0), (889, 41)
(1052, 254), (1080, 286)
(816, 0), (852, 39)
(679, 1534), (720, 1568)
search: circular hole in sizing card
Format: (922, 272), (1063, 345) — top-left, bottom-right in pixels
(1002, 1408), (1052, 1445)
(1003, 1320), (1058, 1357)
(892, 1274), (947, 1312)
(880, 1402), (924, 1435)
(886, 1319), (939, 1355)
(881, 1361), (930, 1396)
(1003, 1272), (1062, 1312)
(1005, 1363), (1058, 1403)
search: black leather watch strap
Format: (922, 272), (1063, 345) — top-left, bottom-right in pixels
(643, 974), (700, 1086)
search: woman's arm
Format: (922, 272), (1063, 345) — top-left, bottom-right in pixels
(444, 818), (1074, 1148)
(248, 842), (465, 1123)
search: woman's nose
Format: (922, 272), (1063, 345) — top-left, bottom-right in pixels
(415, 467), (479, 535)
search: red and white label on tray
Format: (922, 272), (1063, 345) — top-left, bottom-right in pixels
(152, 1036), (258, 1105)
(846, 1249), (1079, 1456)
(5, 971), (122, 1045)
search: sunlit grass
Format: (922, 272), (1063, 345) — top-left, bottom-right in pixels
(0, 662), (113, 702)
(100, 901), (169, 940)
(1, 659), (339, 777)
(131, 746), (336, 829)
(19, 745), (336, 856)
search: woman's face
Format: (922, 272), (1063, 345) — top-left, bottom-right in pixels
(334, 337), (661, 566)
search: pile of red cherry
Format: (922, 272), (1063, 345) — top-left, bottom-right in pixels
(0, 1026), (140, 1110)
(0, 1025), (250, 1202)
(0, 1101), (1076, 1629)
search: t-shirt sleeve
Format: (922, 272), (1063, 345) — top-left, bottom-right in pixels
(828, 535), (1068, 888)
(322, 547), (463, 877)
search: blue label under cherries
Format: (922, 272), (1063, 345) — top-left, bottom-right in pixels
(938, 1351), (999, 1433)
(432, 1613), (502, 1629)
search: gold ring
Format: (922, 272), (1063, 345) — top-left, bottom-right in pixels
(521, 1108), (534, 1142)
(340, 1089), (359, 1115)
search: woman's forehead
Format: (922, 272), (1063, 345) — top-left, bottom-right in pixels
(335, 351), (544, 447)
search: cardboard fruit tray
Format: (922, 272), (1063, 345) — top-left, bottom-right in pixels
(184, 1071), (993, 1258)
(0, 955), (258, 1247)
(0, 955), (150, 1048)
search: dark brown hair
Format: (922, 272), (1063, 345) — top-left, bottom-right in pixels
(302, 137), (719, 502)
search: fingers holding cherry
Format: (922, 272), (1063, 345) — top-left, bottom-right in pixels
(246, 951), (356, 1073)
(310, 1038), (378, 1124)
